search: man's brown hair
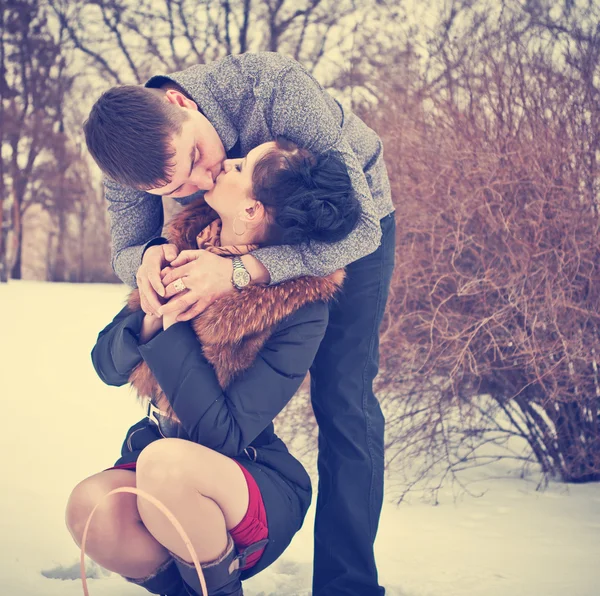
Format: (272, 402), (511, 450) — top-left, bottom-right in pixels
(83, 85), (188, 189)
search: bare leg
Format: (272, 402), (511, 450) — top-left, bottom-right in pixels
(135, 438), (250, 564)
(65, 468), (171, 579)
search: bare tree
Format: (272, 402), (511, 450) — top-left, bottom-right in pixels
(0, 0), (78, 279)
(50, 0), (362, 84)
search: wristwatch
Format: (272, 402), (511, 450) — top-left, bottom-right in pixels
(231, 256), (251, 290)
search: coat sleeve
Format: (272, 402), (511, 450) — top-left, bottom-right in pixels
(137, 301), (329, 457)
(91, 306), (146, 386)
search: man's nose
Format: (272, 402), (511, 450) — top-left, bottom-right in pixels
(190, 168), (215, 190)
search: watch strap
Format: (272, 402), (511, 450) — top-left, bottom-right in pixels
(231, 256), (251, 289)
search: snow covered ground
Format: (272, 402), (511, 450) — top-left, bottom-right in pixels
(1, 280), (599, 596)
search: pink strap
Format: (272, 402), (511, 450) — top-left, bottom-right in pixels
(79, 486), (208, 596)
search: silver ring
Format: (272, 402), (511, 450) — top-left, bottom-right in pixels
(173, 278), (186, 293)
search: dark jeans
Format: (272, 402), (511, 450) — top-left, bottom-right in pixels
(310, 212), (396, 596)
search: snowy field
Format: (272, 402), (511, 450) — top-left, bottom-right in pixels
(1, 280), (599, 596)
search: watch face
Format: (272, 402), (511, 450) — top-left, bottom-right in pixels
(233, 268), (251, 287)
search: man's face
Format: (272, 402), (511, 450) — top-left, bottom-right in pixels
(145, 109), (226, 199)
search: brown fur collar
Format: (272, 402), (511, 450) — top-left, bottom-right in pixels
(127, 199), (344, 419)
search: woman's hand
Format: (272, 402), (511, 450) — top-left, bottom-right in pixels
(162, 306), (181, 331)
(140, 313), (163, 344)
(136, 243), (179, 316)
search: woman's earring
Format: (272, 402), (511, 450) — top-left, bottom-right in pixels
(233, 215), (247, 236)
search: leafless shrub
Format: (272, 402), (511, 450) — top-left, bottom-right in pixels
(360, 1), (600, 496)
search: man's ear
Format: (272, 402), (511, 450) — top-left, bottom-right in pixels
(164, 89), (197, 111)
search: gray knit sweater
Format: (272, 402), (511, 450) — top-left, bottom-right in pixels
(104, 52), (394, 287)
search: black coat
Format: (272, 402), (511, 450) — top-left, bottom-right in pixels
(91, 300), (328, 579)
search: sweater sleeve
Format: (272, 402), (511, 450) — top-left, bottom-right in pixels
(104, 178), (165, 288)
(250, 56), (382, 284)
(91, 306), (146, 386)
(138, 301), (329, 457)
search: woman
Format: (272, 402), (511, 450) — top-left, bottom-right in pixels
(65, 138), (360, 596)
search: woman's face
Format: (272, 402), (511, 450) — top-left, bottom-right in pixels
(204, 142), (276, 219)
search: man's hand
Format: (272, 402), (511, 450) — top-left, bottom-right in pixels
(136, 243), (179, 316)
(158, 250), (235, 321)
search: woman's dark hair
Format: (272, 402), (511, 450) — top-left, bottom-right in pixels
(252, 138), (361, 245)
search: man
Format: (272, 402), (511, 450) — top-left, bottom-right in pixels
(85, 51), (395, 596)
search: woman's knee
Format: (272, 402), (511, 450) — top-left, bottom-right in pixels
(65, 470), (137, 545)
(136, 438), (211, 490)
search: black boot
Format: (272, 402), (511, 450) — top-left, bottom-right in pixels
(173, 535), (268, 596)
(124, 557), (188, 596)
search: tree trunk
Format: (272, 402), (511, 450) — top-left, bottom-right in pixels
(0, 199), (8, 283)
(53, 208), (68, 281)
(78, 204), (85, 282)
(0, 4), (5, 283)
(10, 200), (22, 279)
